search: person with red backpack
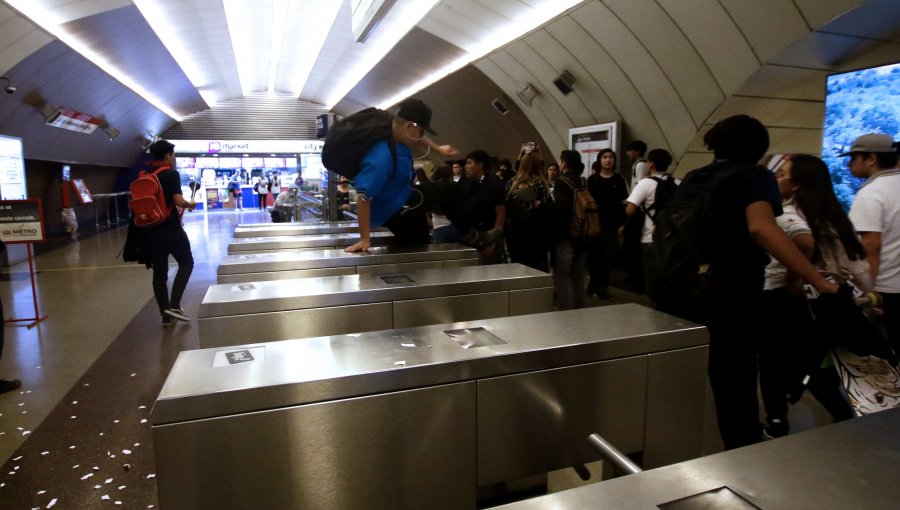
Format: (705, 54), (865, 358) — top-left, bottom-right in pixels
(127, 140), (197, 327)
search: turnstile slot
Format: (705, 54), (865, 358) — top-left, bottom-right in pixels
(234, 284), (256, 291)
(379, 274), (415, 285)
(444, 327), (506, 349)
(658, 487), (761, 510)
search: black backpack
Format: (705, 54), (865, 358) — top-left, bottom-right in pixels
(642, 174), (679, 223)
(321, 108), (397, 180)
(645, 162), (751, 316)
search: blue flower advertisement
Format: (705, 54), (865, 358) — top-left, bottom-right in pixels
(823, 62), (900, 210)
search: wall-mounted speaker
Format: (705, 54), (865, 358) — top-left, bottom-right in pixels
(553, 70), (575, 96)
(491, 97), (509, 115)
(516, 85), (538, 107)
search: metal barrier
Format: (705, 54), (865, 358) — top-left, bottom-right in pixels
(152, 304), (709, 510)
(90, 192), (130, 229)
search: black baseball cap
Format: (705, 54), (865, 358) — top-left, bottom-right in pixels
(396, 98), (437, 136)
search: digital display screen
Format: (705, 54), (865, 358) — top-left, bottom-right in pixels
(0, 135), (26, 200)
(823, 61), (900, 210)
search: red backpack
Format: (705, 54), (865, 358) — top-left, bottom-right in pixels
(129, 166), (172, 227)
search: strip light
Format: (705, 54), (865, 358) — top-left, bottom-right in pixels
(377, 0), (585, 110)
(325, 0), (441, 109)
(267, 0), (288, 93)
(5, 0), (183, 121)
(286, 1), (343, 96)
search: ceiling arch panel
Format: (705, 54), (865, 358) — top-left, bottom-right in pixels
(544, 15), (668, 152)
(735, 65), (828, 101)
(475, 57), (565, 154)
(719, 0), (810, 63)
(657, 0), (760, 95)
(484, 50), (569, 150)
(520, 29), (619, 125)
(793, 0), (864, 30)
(572, 0), (696, 154)
(61, 5), (206, 116)
(604, 0), (723, 127)
(0, 4), (52, 74)
(504, 39), (587, 126)
(30, 0), (130, 24)
(770, 31), (900, 70)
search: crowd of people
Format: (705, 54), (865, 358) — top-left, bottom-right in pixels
(332, 98), (899, 450)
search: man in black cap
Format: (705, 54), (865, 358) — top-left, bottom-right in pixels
(346, 98), (498, 252)
(846, 133), (900, 353)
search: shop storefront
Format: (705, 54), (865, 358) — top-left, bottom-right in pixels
(168, 139), (325, 210)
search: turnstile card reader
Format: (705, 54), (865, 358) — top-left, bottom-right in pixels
(152, 305), (709, 510)
(198, 263), (553, 347)
(217, 243), (478, 283)
(227, 230), (394, 253)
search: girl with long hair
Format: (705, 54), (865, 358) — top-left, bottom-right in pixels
(505, 149), (552, 271)
(760, 154), (885, 437)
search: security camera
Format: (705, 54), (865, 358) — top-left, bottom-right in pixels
(5, 86), (15, 94)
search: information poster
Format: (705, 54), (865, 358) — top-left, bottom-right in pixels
(569, 122), (619, 179)
(0, 135), (27, 200)
(206, 188), (221, 209)
(0, 199), (46, 243)
(71, 178), (93, 204)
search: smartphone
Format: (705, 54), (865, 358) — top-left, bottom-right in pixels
(521, 141), (536, 154)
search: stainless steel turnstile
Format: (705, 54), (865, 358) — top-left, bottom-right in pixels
(233, 221), (388, 238)
(152, 304), (709, 510)
(198, 263), (553, 347)
(495, 408), (900, 510)
(217, 243), (479, 283)
(227, 230), (394, 253)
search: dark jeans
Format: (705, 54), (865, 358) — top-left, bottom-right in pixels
(258, 193), (267, 209)
(384, 181), (476, 245)
(150, 228), (194, 317)
(702, 288), (765, 450)
(507, 230), (549, 272)
(554, 241), (587, 310)
(881, 292), (900, 357)
(587, 227), (617, 293)
(759, 288), (811, 423)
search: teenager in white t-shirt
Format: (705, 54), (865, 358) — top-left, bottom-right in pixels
(846, 133), (900, 354)
(622, 148), (677, 245)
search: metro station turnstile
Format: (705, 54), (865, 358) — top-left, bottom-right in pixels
(152, 304), (709, 510)
(227, 230), (394, 253)
(494, 408), (900, 510)
(233, 221), (387, 238)
(216, 243), (479, 283)
(198, 263), (553, 348)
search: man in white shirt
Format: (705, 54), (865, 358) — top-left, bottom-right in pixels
(622, 149), (677, 288)
(846, 133), (900, 354)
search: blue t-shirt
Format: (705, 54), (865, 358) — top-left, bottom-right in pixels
(353, 140), (413, 227)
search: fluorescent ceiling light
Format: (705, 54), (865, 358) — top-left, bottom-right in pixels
(223, 0), (268, 95)
(377, 0), (584, 109)
(267, 0), (289, 93)
(285, 1), (343, 96)
(325, 0), (440, 109)
(4, 0), (183, 121)
(133, 0), (214, 107)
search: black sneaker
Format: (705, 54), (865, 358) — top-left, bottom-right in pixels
(164, 307), (191, 322)
(762, 418), (789, 440)
(0, 379), (22, 394)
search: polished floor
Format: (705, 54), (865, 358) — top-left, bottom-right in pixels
(0, 210), (833, 508)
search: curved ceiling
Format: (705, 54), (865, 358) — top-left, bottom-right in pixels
(0, 0), (898, 169)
